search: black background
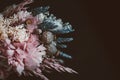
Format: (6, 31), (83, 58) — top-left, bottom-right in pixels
(0, 0), (119, 80)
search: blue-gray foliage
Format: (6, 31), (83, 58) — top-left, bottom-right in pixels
(57, 37), (73, 43)
(32, 6), (50, 16)
(57, 44), (67, 48)
(59, 52), (72, 59)
(35, 6), (74, 59)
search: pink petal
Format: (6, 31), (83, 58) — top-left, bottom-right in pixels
(16, 64), (24, 75)
(6, 50), (14, 57)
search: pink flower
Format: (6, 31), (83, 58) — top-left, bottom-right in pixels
(1, 34), (46, 76)
(26, 16), (38, 33)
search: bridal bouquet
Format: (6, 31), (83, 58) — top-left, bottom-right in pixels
(0, 0), (77, 80)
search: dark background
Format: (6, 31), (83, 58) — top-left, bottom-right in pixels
(0, 0), (119, 80)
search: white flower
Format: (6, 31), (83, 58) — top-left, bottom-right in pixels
(0, 13), (30, 42)
(8, 24), (30, 42)
(36, 13), (46, 23)
(17, 11), (31, 21)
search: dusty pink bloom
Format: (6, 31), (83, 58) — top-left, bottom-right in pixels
(26, 16), (38, 33)
(3, 0), (33, 17)
(1, 34), (46, 76)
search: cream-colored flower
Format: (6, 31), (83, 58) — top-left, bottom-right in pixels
(8, 24), (30, 42)
(0, 13), (30, 42)
(17, 11), (31, 21)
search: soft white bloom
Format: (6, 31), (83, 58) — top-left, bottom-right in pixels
(8, 24), (30, 42)
(17, 11), (31, 21)
(0, 13), (29, 42)
(36, 13), (46, 23)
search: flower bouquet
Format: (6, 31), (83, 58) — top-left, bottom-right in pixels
(0, 0), (77, 80)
